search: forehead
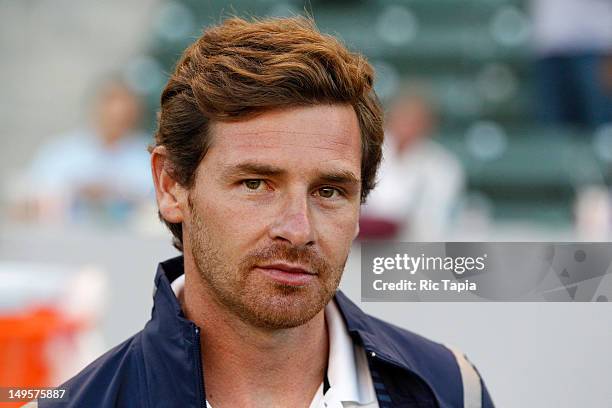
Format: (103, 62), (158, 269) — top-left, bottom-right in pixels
(207, 104), (362, 173)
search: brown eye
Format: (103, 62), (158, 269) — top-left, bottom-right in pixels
(318, 187), (338, 198)
(244, 180), (262, 190)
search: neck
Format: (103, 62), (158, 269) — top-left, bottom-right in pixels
(182, 255), (328, 408)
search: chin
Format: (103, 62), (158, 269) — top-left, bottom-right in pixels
(238, 286), (331, 329)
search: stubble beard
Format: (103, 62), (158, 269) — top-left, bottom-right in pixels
(187, 199), (346, 330)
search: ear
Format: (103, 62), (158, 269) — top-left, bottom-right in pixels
(151, 146), (187, 224)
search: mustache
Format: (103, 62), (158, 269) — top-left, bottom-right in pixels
(240, 243), (329, 273)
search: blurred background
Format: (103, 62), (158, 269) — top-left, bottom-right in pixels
(1, 0), (611, 407)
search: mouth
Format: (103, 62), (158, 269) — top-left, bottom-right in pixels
(255, 262), (316, 287)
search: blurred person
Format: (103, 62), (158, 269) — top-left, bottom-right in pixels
(574, 185), (611, 241)
(361, 85), (465, 241)
(23, 78), (152, 223)
(531, 0), (612, 128)
(36, 17), (494, 408)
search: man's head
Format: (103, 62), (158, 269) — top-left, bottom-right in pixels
(93, 80), (142, 146)
(151, 17), (383, 329)
(386, 83), (437, 152)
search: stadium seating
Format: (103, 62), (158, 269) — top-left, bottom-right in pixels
(135, 0), (606, 228)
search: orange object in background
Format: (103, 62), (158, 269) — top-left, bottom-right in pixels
(0, 307), (81, 408)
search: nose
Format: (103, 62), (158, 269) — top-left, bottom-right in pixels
(268, 191), (316, 247)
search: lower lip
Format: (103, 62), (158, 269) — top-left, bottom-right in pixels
(256, 267), (315, 286)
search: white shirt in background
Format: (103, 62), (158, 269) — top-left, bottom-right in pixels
(363, 136), (464, 241)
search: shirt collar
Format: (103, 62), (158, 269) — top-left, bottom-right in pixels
(325, 299), (377, 405)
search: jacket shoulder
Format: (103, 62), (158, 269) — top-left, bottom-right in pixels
(39, 331), (146, 408)
(363, 313), (495, 408)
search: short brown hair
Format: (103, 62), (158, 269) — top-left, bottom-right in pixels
(153, 16), (384, 251)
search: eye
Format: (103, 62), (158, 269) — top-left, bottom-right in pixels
(317, 187), (341, 199)
(243, 179), (263, 190)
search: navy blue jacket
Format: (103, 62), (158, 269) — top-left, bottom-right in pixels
(42, 256), (494, 407)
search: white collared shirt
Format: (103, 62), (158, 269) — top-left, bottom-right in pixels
(308, 299), (379, 408)
(170, 275), (379, 408)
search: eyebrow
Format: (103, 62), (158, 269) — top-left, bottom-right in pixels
(221, 162), (286, 178)
(318, 170), (360, 186)
(221, 161), (360, 186)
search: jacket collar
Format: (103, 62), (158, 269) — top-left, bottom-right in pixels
(334, 291), (460, 408)
(143, 256), (203, 406)
(335, 290), (418, 369)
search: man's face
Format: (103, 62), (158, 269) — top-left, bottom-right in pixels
(387, 97), (434, 151)
(183, 104), (362, 329)
(95, 84), (141, 143)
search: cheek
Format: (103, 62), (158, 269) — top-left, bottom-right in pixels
(192, 189), (270, 248)
(314, 206), (360, 258)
